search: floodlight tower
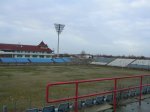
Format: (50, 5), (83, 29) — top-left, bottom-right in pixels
(54, 23), (65, 57)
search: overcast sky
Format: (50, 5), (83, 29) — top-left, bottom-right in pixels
(0, 0), (150, 56)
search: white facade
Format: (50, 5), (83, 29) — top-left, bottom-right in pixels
(0, 41), (54, 58)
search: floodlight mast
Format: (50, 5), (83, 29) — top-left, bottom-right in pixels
(54, 23), (65, 57)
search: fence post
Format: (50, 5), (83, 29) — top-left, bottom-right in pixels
(75, 81), (78, 112)
(113, 78), (117, 112)
(46, 85), (49, 103)
(139, 76), (143, 106)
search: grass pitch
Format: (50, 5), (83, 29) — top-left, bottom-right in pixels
(0, 64), (150, 111)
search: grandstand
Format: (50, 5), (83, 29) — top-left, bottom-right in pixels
(91, 61), (107, 65)
(108, 58), (135, 67)
(91, 57), (115, 65)
(0, 41), (53, 58)
(128, 59), (150, 69)
(91, 57), (150, 70)
(0, 42), (74, 65)
(1, 55), (150, 70)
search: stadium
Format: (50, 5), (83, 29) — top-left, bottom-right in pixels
(1, 1), (150, 112)
(1, 41), (150, 112)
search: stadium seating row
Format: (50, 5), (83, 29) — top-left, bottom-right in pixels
(108, 58), (135, 67)
(26, 86), (150, 112)
(0, 57), (71, 63)
(93, 57), (115, 65)
(91, 57), (150, 70)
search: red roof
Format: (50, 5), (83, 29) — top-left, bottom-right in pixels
(38, 41), (48, 47)
(0, 41), (52, 53)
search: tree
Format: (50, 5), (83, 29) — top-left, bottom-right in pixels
(80, 50), (86, 56)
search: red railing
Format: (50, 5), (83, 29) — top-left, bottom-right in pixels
(46, 75), (150, 112)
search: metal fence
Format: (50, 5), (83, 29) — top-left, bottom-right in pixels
(46, 75), (150, 112)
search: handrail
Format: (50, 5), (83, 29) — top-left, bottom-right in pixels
(46, 74), (150, 112)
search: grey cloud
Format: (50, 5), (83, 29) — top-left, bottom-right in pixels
(0, 0), (150, 56)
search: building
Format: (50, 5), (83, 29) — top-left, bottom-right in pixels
(0, 41), (53, 58)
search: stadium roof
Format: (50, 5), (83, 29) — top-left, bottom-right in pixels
(0, 41), (52, 53)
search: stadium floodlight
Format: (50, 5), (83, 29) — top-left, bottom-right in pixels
(54, 23), (65, 57)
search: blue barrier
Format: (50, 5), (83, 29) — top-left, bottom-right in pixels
(15, 58), (29, 63)
(28, 58), (53, 63)
(0, 57), (71, 63)
(0, 58), (16, 63)
(52, 58), (65, 63)
(62, 57), (71, 62)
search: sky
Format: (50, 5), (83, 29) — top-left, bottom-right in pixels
(0, 0), (150, 56)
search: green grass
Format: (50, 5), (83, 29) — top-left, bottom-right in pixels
(0, 65), (150, 111)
